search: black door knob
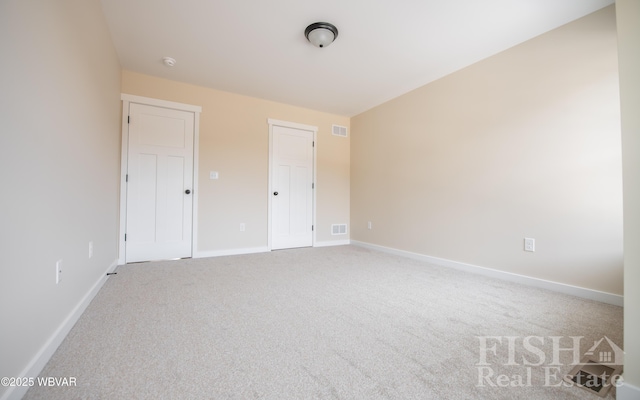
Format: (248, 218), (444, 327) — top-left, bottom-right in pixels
(273, 191), (278, 196)
(185, 189), (191, 194)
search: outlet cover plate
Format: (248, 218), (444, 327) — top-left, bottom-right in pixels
(56, 260), (62, 284)
(524, 238), (535, 252)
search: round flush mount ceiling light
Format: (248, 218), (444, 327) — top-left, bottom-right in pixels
(162, 57), (176, 67)
(305, 22), (338, 48)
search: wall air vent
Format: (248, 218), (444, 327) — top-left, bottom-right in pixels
(332, 125), (348, 137)
(331, 224), (347, 235)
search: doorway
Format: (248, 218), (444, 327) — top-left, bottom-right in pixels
(119, 95), (201, 264)
(268, 119), (317, 250)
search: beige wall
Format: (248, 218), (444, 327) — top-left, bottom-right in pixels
(0, 0), (122, 398)
(351, 6), (623, 295)
(121, 71), (350, 251)
(616, 0), (640, 395)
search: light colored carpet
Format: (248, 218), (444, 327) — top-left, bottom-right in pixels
(25, 245), (623, 399)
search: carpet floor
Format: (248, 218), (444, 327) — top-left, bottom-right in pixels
(25, 245), (623, 399)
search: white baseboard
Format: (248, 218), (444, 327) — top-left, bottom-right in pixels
(1, 259), (119, 400)
(351, 241), (623, 307)
(195, 241), (352, 257)
(315, 239), (351, 247)
(195, 246), (270, 259)
(617, 381), (640, 400)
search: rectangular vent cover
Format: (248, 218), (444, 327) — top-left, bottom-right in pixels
(563, 357), (622, 398)
(332, 125), (348, 137)
(331, 224), (347, 235)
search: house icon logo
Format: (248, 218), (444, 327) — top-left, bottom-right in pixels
(583, 336), (624, 366)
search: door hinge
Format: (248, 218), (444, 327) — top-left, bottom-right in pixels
(127, 115), (130, 124)
(312, 141), (315, 147)
(312, 225), (314, 231)
(312, 183), (314, 189)
(126, 174), (128, 182)
(124, 234), (127, 241)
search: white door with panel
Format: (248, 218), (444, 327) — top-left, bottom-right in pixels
(271, 125), (314, 250)
(125, 103), (195, 263)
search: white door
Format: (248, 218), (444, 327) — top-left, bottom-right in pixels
(271, 125), (314, 250)
(125, 103), (194, 263)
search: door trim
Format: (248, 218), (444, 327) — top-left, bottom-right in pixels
(118, 94), (202, 265)
(267, 118), (318, 251)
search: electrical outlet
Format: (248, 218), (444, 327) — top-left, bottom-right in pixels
(524, 238), (535, 252)
(56, 260), (62, 284)
(367, 221), (372, 230)
(240, 223), (245, 232)
(89, 241), (93, 259)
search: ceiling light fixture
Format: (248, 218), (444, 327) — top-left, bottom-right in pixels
(162, 57), (176, 67)
(305, 22), (338, 48)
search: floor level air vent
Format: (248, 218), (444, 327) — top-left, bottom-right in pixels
(563, 357), (622, 398)
(331, 224), (347, 235)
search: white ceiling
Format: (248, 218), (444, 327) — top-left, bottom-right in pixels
(100, 0), (613, 117)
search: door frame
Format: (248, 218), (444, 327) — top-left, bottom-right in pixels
(118, 94), (202, 265)
(267, 118), (318, 250)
